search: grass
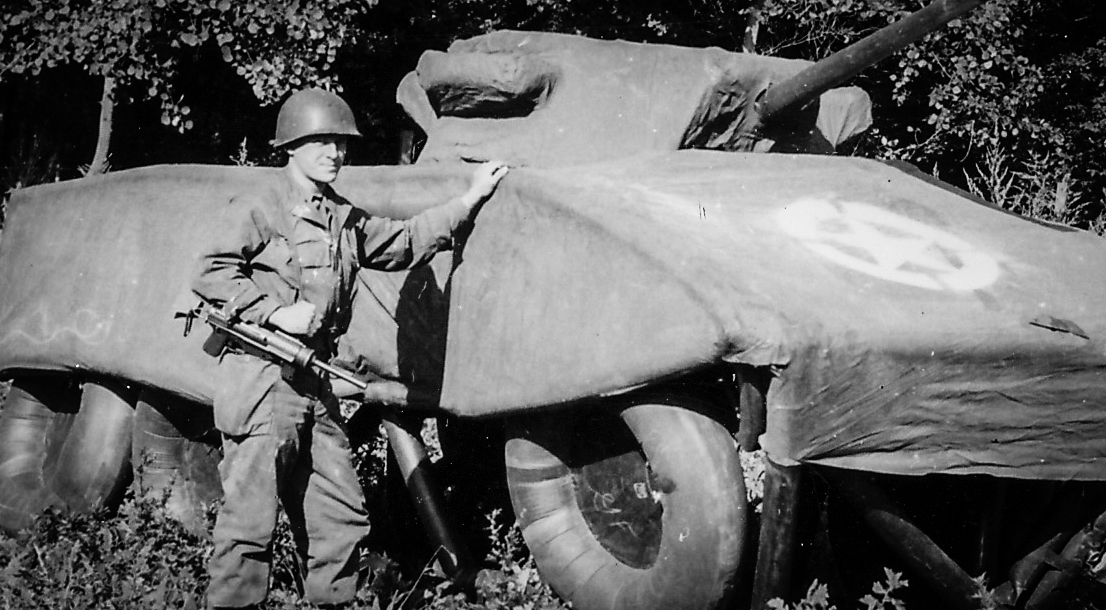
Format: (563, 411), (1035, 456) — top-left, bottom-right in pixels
(0, 489), (569, 610)
(0, 488), (921, 610)
(0, 493), (210, 609)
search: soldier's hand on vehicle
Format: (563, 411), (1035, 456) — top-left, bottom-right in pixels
(461, 160), (509, 208)
(268, 301), (317, 336)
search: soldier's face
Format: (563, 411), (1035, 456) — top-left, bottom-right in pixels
(288, 136), (348, 185)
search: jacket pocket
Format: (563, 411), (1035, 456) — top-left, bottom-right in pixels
(213, 353), (282, 436)
(251, 237), (299, 305)
(295, 238), (332, 270)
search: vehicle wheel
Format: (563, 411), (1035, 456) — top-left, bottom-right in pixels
(0, 377), (133, 533)
(45, 380), (135, 513)
(505, 395), (746, 610)
(131, 391), (222, 534)
(0, 377), (76, 533)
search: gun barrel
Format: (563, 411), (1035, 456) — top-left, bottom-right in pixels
(757, 0), (987, 124)
(314, 359), (371, 390)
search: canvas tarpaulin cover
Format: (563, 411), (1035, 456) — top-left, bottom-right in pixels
(1, 151), (1104, 481)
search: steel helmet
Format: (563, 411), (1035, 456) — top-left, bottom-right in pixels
(272, 88), (362, 148)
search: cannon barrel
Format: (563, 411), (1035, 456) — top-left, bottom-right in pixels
(757, 0), (987, 125)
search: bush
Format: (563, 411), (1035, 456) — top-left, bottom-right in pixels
(0, 490), (570, 610)
(0, 492), (211, 609)
(4, 477), (1102, 609)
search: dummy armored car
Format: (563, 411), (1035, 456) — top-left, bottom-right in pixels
(2, 1), (1105, 608)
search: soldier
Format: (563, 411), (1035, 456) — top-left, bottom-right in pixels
(192, 87), (507, 610)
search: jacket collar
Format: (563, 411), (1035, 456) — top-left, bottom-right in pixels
(279, 165), (352, 230)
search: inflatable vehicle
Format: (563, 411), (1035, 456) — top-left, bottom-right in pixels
(2, 0), (1104, 608)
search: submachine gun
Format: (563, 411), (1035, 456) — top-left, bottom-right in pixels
(197, 306), (477, 584)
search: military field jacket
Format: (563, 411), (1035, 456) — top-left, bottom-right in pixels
(191, 166), (473, 435)
(193, 167), (472, 335)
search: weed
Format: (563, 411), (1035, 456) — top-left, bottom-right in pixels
(768, 569), (907, 610)
(1, 132), (64, 232)
(230, 137), (256, 167)
(963, 141), (1105, 233)
(420, 509), (568, 610)
(0, 486), (568, 609)
(971, 575), (1002, 610)
(0, 491), (211, 609)
(859, 569), (909, 610)
(1, 134), (62, 194)
(767, 580), (837, 610)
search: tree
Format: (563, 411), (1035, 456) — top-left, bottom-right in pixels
(2, 0), (1102, 225)
(745, 0), (1106, 228)
(0, 0), (376, 175)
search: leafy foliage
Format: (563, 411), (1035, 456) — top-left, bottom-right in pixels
(0, 0), (377, 132)
(859, 569), (909, 610)
(0, 493), (211, 609)
(403, 509), (568, 610)
(360, 0), (750, 49)
(3, 0), (1103, 232)
(754, 0), (907, 59)
(0, 491), (570, 610)
(750, 0), (1106, 230)
(768, 569), (908, 610)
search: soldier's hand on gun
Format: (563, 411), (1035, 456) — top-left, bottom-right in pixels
(362, 380), (410, 407)
(268, 301), (317, 336)
(460, 160), (509, 209)
(329, 377), (363, 399)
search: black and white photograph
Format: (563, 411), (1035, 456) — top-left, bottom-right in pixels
(0, 1), (1104, 608)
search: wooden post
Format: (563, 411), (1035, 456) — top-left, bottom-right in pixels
(751, 458), (804, 608)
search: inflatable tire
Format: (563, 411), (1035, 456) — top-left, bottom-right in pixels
(0, 377), (133, 532)
(45, 380), (135, 514)
(0, 377), (78, 533)
(131, 393), (222, 534)
(505, 396), (746, 610)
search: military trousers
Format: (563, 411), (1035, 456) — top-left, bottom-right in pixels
(206, 374), (369, 608)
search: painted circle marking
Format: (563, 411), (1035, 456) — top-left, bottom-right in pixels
(777, 198), (1000, 291)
